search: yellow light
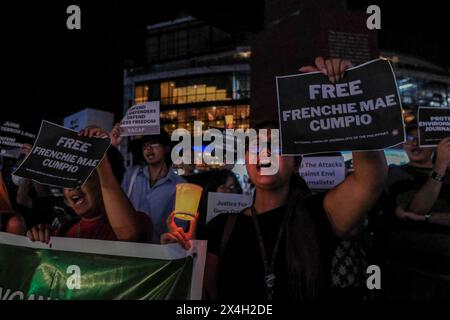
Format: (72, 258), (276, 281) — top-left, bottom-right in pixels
(225, 115), (234, 128)
(174, 183), (203, 221)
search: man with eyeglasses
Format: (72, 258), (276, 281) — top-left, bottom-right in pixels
(383, 122), (450, 299)
(110, 124), (186, 243)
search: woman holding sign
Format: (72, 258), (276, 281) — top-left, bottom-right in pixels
(161, 57), (388, 300)
(26, 126), (153, 244)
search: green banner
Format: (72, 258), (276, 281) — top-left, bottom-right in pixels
(0, 232), (206, 300)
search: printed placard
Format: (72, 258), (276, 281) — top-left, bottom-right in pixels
(120, 101), (160, 136)
(206, 192), (253, 224)
(0, 121), (36, 158)
(277, 59), (405, 155)
(418, 107), (450, 147)
(13, 121), (111, 189)
(299, 156), (345, 190)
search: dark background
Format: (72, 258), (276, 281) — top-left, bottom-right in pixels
(1, 0), (448, 127)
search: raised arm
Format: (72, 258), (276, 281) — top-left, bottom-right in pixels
(299, 57), (388, 237)
(407, 138), (450, 215)
(324, 151), (387, 237)
(80, 126), (150, 242)
(396, 206), (450, 227)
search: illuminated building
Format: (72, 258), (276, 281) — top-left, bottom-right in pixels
(381, 52), (450, 110)
(123, 16), (251, 135)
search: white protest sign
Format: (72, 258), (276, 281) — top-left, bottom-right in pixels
(299, 156), (345, 190)
(120, 101), (160, 136)
(206, 192), (253, 224)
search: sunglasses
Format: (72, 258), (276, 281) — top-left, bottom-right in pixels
(142, 143), (163, 150)
(405, 134), (418, 143)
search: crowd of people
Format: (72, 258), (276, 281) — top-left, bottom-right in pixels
(1, 57), (449, 300)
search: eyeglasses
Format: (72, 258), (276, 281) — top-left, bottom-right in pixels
(246, 142), (280, 155)
(218, 184), (240, 192)
(405, 134), (418, 144)
(142, 143), (163, 150)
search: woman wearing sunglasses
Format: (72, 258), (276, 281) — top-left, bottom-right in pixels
(162, 57), (388, 300)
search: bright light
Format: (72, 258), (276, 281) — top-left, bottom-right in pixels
(399, 83), (414, 90)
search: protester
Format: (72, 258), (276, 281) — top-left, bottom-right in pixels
(26, 126), (153, 243)
(204, 169), (243, 195)
(110, 124), (185, 243)
(0, 171), (26, 235)
(7, 143), (75, 230)
(161, 57), (388, 300)
(187, 169), (243, 239)
(383, 123), (450, 299)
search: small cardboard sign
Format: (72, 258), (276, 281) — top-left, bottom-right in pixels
(206, 192), (253, 224)
(418, 107), (450, 147)
(13, 121), (111, 189)
(0, 121), (36, 158)
(276, 59), (405, 155)
(120, 101), (160, 136)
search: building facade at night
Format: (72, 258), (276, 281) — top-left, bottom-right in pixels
(382, 51), (450, 126)
(123, 16), (251, 136)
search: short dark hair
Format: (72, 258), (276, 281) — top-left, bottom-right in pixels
(140, 128), (171, 147)
(129, 128), (173, 167)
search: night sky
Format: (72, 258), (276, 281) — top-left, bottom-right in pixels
(1, 0), (448, 129)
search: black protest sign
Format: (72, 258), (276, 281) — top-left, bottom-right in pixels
(0, 121), (36, 158)
(276, 59), (405, 155)
(13, 121), (111, 189)
(418, 107), (450, 147)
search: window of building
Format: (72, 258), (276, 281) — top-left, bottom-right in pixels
(160, 105), (250, 134)
(159, 75), (233, 105)
(134, 85), (148, 104)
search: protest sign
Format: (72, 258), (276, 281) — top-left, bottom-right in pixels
(418, 107), (450, 147)
(276, 59), (405, 155)
(120, 101), (160, 136)
(206, 192), (253, 223)
(0, 121), (36, 158)
(12, 121), (111, 189)
(299, 156), (345, 190)
(0, 232), (206, 300)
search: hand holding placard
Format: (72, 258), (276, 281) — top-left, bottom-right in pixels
(120, 101), (160, 136)
(299, 56), (353, 83)
(435, 138), (450, 172)
(109, 123), (123, 147)
(277, 58), (404, 155)
(13, 121), (111, 189)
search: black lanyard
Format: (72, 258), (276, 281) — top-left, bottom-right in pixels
(250, 206), (289, 300)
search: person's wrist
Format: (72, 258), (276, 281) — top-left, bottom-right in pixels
(429, 169), (445, 182)
(433, 161), (447, 176)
